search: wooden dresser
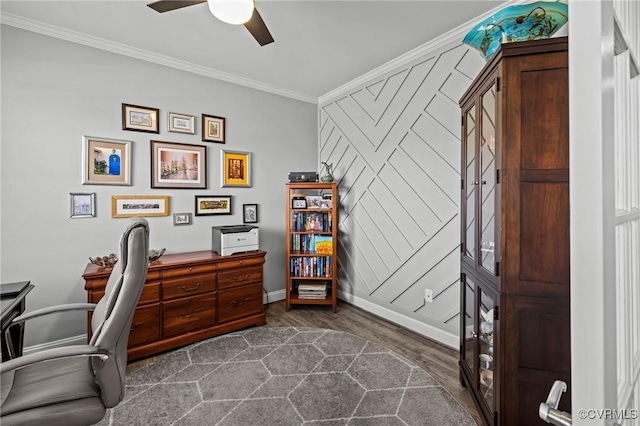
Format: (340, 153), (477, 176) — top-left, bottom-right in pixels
(83, 250), (267, 361)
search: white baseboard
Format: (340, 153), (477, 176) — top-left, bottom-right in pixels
(337, 291), (458, 349)
(264, 289), (285, 304)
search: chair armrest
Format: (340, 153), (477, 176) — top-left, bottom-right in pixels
(0, 344), (108, 374)
(10, 303), (97, 325)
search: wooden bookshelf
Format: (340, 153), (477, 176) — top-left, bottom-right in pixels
(285, 182), (338, 312)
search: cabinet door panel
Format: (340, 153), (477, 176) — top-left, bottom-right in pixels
(461, 273), (477, 382)
(463, 105), (477, 262)
(480, 83), (497, 275)
(478, 287), (497, 413)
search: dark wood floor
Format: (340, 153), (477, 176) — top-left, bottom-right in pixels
(129, 300), (481, 425)
(266, 301), (481, 425)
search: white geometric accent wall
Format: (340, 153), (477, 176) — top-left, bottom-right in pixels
(319, 42), (484, 346)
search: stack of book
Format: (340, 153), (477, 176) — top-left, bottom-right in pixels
(298, 282), (327, 299)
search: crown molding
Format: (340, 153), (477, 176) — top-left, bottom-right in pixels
(0, 12), (318, 104)
(318, 0), (524, 105)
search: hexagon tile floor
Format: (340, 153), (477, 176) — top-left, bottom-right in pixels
(96, 326), (477, 426)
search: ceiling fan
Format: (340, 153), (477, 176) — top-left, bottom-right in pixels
(147, 0), (274, 46)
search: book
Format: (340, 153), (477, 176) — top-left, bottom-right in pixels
(298, 282), (327, 299)
(314, 235), (333, 255)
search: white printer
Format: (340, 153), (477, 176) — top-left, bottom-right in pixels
(212, 225), (259, 256)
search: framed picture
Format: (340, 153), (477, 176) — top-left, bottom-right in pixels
(195, 195), (232, 216)
(243, 204), (258, 223)
(70, 192), (96, 218)
(168, 112), (195, 134)
(202, 114), (225, 143)
(221, 149), (251, 187)
(82, 136), (131, 186)
(151, 140), (207, 189)
(305, 195), (322, 208)
(292, 197), (307, 209)
(122, 103), (159, 133)
(112, 195), (169, 218)
(173, 212), (192, 226)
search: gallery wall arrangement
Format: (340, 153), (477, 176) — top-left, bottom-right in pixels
(75, 103), (258, 225)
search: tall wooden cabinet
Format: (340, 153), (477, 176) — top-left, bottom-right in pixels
(459, 37), (570, 426)
(285, 182), (338, 312)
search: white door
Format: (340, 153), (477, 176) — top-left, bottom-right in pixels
(568, 1), (639, 426)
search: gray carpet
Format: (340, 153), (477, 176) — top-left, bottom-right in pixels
(96, 326), (476, 426)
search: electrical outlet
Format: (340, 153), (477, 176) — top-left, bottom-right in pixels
(425, 289), (433, 304)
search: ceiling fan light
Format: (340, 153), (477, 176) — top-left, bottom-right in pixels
(207, 0), (255, 25)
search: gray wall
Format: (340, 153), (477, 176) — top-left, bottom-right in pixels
(320, 41), (484, 347)
(0, 26), (317, 347)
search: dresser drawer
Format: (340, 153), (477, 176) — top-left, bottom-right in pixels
(217, 256), (264, 272)
(128, 304), (160, 347)
(218, 284), (263, 323)
(139, 282), (160, 304)
(163, 295), (215, 338)
(162, 263), (216, 279)
(90, 281), (159, 305)
(218, 267), (262, 290)
(162, 273), (216, 300)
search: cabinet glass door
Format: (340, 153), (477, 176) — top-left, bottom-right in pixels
(479, 84), (497, 274)
(461, 273), (476, 380)
(463, 106), (477, 261)
(478, 287), (497, 413)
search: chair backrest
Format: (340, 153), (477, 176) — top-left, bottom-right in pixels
(89, 218), (149, 408)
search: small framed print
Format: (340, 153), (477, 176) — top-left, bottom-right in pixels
(243, 204), (258, 223)
(82, 136), (131, 186)
(70, 193), (96, 218)
(173, 212), (192, 226)
(202, 114), (225, 143)
(168, 112), (195, 134)
(122, 103), (159, 133)
(305, 195), (322, 208)
(292, 197), (307, 209)
(195, 195), (232, 216)
(112, 195), (169, 218)
(221, 149), (251, 187)
(151, 140), (207, 189)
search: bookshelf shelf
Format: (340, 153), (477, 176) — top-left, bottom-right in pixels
(285, 182), (338, 312)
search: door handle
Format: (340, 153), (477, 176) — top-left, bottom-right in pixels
(539, 380), (572, 425)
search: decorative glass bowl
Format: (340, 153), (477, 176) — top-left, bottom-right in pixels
(463, 1), (568, 60)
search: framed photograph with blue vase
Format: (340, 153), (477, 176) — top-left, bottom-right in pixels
(82, 136), (131, 186)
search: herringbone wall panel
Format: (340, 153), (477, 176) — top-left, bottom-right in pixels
(319, 42), (484, 342)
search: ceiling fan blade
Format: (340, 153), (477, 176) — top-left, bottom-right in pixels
(244, 8), (274, 46)
(147, 0), (206, 13)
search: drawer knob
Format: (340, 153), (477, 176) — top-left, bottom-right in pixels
(130, 322), (143, 332)
(180, 283), (203, 292)
(231, 297), (251, 307)
(181, 308), (204, 318)
(231, 274), (250, 282)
